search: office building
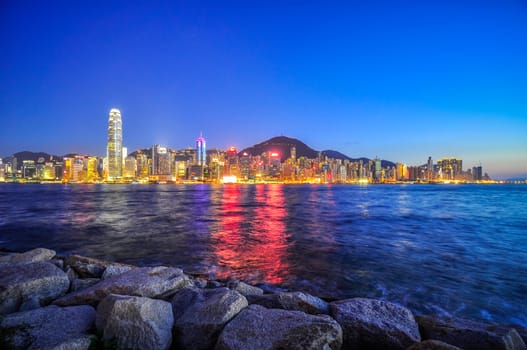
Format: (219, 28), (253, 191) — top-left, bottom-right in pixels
(107, 108), (123, 181)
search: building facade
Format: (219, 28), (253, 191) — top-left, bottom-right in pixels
(107, 108), (123, 181)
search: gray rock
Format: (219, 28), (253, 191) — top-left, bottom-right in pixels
(65, 266), (79, 282)
(101, 265), (134, 279)
(216, 304), (343, 350)
(246, 293), (283, 309)
(96, 294), (173, 350)
(0, 262), (70, 315)
(0, 248), (56, 264)
(330, 297), (420, 349)
(173, 287), (248, 350)
(0, 304), (96, 350)
(228, 281), (264, 296)
(278, 291), (330, 315)
(193, 278), (208, 288)
(407, 340), (463, 350)
(71, 278), (100, 292)
(417, 316), (527, 350)
(54, 266), (189, 306)
(49, 258), (64, 270)
(64, 254), (134, 278)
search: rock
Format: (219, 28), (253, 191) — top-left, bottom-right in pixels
(193, 278), (208, 288)
(278, 291), (330, 315)
(101, 265), (134, 279)
(172, 287), (248, 350)
(0, 304), (96, 349)
(96, 294), (173, 350)
(0, 248), (56, 264)
(407, 340), (463, 350)
(65, 266), (79, 281)
(71, 278), (100, 292)
(0, 262), (70, 315)
(54, 266), (189, 306)
(330, 297), (420, 349)
(246, 293), (283, 309)
(49, 258), (64, 270)
(417, 316), (527, 350)
(64, 254), (134, 278)
(207, 280), (224, 288)
(216, 304), (343, 350)
(228, 281), (264, 296)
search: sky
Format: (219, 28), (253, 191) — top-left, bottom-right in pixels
(1, 1), (526, 179)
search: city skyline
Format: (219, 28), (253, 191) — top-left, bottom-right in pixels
(1, 2), (527, 179)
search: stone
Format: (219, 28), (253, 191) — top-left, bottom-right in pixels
(330, 297), (420, 349)
(65, 266), (79, 281)
(0, 304), (96, 350)
(277, 291), (330, 315)
(246, 293), (283, 309)
(228, 281), (264, 296)
(216, 304), (343, 350)
(71, 278), (100, 292)
(101, 265), (134, 279)
(417, 315), (527, 350)
(54, 266), (189, 306)
(64, 254), (134, 278)
(172, 287), (248, 350)
(0, 248), (56, 264)
(0, 262), (70, 315)
(96, 294), (173, 350)
(49, 258), (64, 270)
(407, 340), (463, 350)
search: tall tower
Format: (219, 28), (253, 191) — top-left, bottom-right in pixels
(107, 108), (123, 181)
(196, 133), (206, 166)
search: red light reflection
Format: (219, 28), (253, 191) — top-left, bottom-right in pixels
(212, 184), (289, 285)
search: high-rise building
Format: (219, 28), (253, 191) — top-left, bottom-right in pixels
(152, 144), (172, 179)
(196, 133), (206, 166)
(107, 108), (123, 181)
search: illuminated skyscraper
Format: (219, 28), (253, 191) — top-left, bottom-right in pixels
(196, 133), (206, 166)
(107, 108), (123, 181)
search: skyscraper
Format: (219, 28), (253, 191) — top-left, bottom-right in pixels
(196, 133), (206, 166)
(107, 108), (123, 181)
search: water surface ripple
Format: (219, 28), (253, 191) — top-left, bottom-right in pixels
(1, 184), (526, 326)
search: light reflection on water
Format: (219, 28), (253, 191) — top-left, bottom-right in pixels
(0, 183), (526, 326)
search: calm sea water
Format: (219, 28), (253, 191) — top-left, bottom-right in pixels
(0, 184), (526, 326)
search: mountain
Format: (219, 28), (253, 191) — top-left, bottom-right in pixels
(240, 136), (395, 167)
(9, 151), (61, 163)
(239, 136), (319, 162)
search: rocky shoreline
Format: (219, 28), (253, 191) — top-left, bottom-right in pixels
(1, 248), (525, 350)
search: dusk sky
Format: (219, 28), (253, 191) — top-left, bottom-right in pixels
(1, 1), (526, 179)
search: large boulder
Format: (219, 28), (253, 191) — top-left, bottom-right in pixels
(417, 315), (527, 350)
(407, 340), (463, 350)
(0, 304), (96, 350)
(172, 287), (248, 350)
(227, 281), (264, 297)
(96, 294), (173, 350)
(54, 266), (189, 306)
(246, 293), (283, 309)
(0, 248), (56, 264)
(63, 254), (135, 278)
(0, 262), (70, 315)
(277, 291), (330, 315)
(70, 278), (100, 292)
(216, 304), (343, 350)
(101, 265), (134, 279)
(330, 297), (420, 349)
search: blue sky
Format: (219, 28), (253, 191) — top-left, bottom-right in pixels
(1, 1), (526, 178)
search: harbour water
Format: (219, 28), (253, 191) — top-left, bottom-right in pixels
(1, 184), (526, 326)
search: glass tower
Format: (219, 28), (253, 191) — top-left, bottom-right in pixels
(196, 133), (206, 166)
(107, 108), (122, 181)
